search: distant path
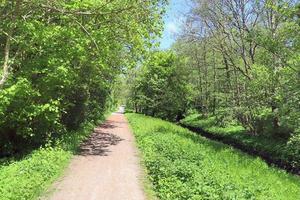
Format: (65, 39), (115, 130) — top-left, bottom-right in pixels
(47, 108), (146, 200)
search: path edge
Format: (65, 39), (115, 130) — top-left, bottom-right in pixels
(124, 114), (158, 200)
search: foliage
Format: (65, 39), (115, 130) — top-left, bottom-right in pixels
(286, 129), (300, 168)
(126, 113), (300, 200)
(0, 0), (166, 155)
(0, 110), (107, 200)
(126, 51), (191, 121)
(175, 13), (300, 167)
(181, 113), (300, 172)
(0, 147), (71, 200)
(167, 0), (300, 137)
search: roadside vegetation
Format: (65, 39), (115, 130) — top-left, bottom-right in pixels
(0, 148), (71, 200)
(180, 114), (299, 174)
(0, 117), (104, 200)
(0, 0), (166, 199)
(1, 0), (300, 199)
(126, 113), (300, 200)
(0, 0), (165, 157)
(125, 1), (300, 175)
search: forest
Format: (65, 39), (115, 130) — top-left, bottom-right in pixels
(0, 0), (300, 200)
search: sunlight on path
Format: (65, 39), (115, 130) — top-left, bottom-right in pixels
(45, 109), (145, 200)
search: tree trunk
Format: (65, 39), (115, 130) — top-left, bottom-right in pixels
(0, 32), (11, 87)
(0, 0), (21, 88)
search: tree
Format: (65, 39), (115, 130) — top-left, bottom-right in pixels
(127, 51), (191, 121)
(0, 0), (167, 155)
(172, 0), (300, 135)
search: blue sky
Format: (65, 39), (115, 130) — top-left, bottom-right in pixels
(159, 0), (190, 49)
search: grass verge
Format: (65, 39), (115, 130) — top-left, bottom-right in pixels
(139, 151), (158, 200)
(126, 113), (300, 200)
(180, 114), (299, 174)
(0, 114), (109, 200)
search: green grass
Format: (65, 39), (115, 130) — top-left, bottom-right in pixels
(0, 148), (71, 200)
(180, 114), (298, 170)
(0, 115), (107, 200)
(181, 114), (246, 135)
(126, 113), (300, 200)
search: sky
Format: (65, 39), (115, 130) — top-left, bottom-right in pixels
(159, 0), (191, 49)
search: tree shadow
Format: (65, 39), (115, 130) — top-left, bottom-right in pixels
(99, 121), (117, 129)
(79, 123), (123, 156)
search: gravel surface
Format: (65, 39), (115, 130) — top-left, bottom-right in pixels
(46, 111), (146, 200)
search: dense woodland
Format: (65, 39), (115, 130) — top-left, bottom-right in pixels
(0, 0), (167, 155)
(126, 0), (300, 171)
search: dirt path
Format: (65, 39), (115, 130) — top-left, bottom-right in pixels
(46, 110), (146, 200)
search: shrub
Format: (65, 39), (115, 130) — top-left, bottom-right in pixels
(0, 79), (62, 155)
(286, 129), (300, 167)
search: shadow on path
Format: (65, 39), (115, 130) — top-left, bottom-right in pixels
(79, 121), (123, 156)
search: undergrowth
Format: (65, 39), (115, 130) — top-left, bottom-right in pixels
(0, 116), (106, 200)
(126, 113), (300, 200)
(180, 114), (299, 171)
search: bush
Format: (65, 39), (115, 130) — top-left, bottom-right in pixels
(0, 79), (62, 155)
(214, 107), (236, 127)
(62, 84), (90, 130)
(286, 130), (300, 167)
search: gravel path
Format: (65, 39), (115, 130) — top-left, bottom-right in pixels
(46, 110), (146, 200)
